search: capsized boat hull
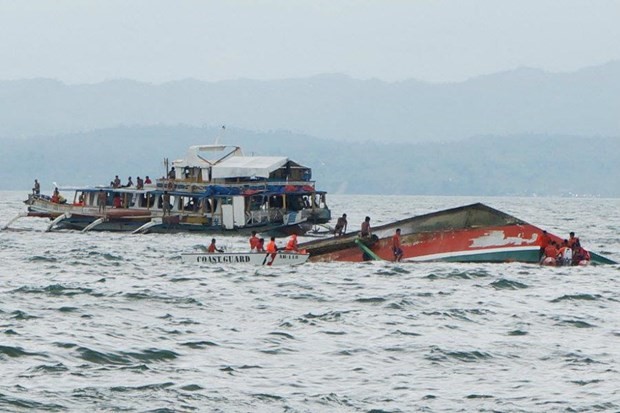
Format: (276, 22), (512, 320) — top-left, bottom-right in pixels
(300, 203), (617, 265)
(181, 252), (309, 266)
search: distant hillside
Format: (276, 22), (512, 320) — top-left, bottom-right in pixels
(1, 125), (618, 197)
(1, 61), (619, 142)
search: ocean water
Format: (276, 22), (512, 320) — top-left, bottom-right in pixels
(1, 191), (619, 412)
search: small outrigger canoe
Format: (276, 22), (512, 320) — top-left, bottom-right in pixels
(181, 251), (310, 266)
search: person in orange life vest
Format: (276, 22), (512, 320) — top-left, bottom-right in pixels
(542, 241), (559, 265)
(567, 232), (579, 250)
(249, 231), (260, 252)
(285, 234), (298, 252)
(207, 238), (223, 253)
(266, 237), (278, 253)
(256, 238), (265, 253)
(392, 228), (403, 262)
(51, 187), (61, 203)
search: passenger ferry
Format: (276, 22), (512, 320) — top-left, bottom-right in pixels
(11, 144), (331, 235)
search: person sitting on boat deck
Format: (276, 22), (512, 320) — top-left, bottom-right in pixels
(113, 175), (121, 188)
(168, 167), (176, 180)
(266, 237), (278, 253)
(98, 189), (107, 213)
(51, 187), (62, 203)
(256, 238), (266, 253)
(558, 239), (573, 266)
(124, 177), (133, 188)
(32, 179), (40, 195)
(334, 213), (348, 237)
(162, 191), (171, 216)
(285, 234), (299, 252)
(136, 176), (144, 190)
(207, 238), (224, 253)
(74, 193), (85, 206)
(249, 231), (260, 252)
(360, 216), (372, 237)
(541, 240), (559, 265)
(392, 228), (403, 262)
(538, 230), (550, 260)
(113, 193), (123, 208)
(144, 176), (152, 184)
(183, 166), (191, 179)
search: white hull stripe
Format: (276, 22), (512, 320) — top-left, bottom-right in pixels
(405, 246), (540, 262)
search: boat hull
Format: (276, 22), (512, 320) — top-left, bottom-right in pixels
(301, 203), (617, 265)
(181, 252), (309, 266)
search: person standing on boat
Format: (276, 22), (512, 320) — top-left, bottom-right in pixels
(168, 167), (176, 180)
(392, 228), (403, 262)
(249, 231), (260, 252)
(207, 238), (224, 253)
(567, 232), (579, 250)
(162, 191), (171, 216)
(98, 189), (107, 213)
(32, 179), (40, 195)
(266, 237), (278, 253)
(538, 230), (550, 260)
(361, 216), (371, 237)
(334, 213), (347, 237)
(285, 234), (299, 252)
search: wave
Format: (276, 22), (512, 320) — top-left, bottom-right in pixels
(0, 345), (47, 359)
(0, 393), (65, 412)
(490, 279), (529, 290)
(76, 346), (179, 365)
(551, 293), (602, 303)
(426, 346), (493, 363)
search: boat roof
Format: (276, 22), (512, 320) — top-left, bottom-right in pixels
(211, 156), (289, 179)
(173, 145), (243, 168)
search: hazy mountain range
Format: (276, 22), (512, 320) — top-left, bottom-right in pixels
(1, 62), (618, 196)
(1, 125), (618, 197)
(1, 61), (619, 143)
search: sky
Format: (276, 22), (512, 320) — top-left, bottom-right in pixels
(0, 0), (619, 84)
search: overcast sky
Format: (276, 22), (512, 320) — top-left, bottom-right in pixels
(1, 0), (618, 84)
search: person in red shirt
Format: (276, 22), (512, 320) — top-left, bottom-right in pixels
(249, 231), (260, 252)
(392, 228), (403, 262)
(285, 234), (298, 252)
(256, 238), (265, 253)
(207, 238), (223, 253)
(113, 194), (122, 208)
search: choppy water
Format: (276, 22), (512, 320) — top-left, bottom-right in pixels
(1, 191), (619, 412)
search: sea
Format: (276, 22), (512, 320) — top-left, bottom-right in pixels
(1, 191), (619, 413)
